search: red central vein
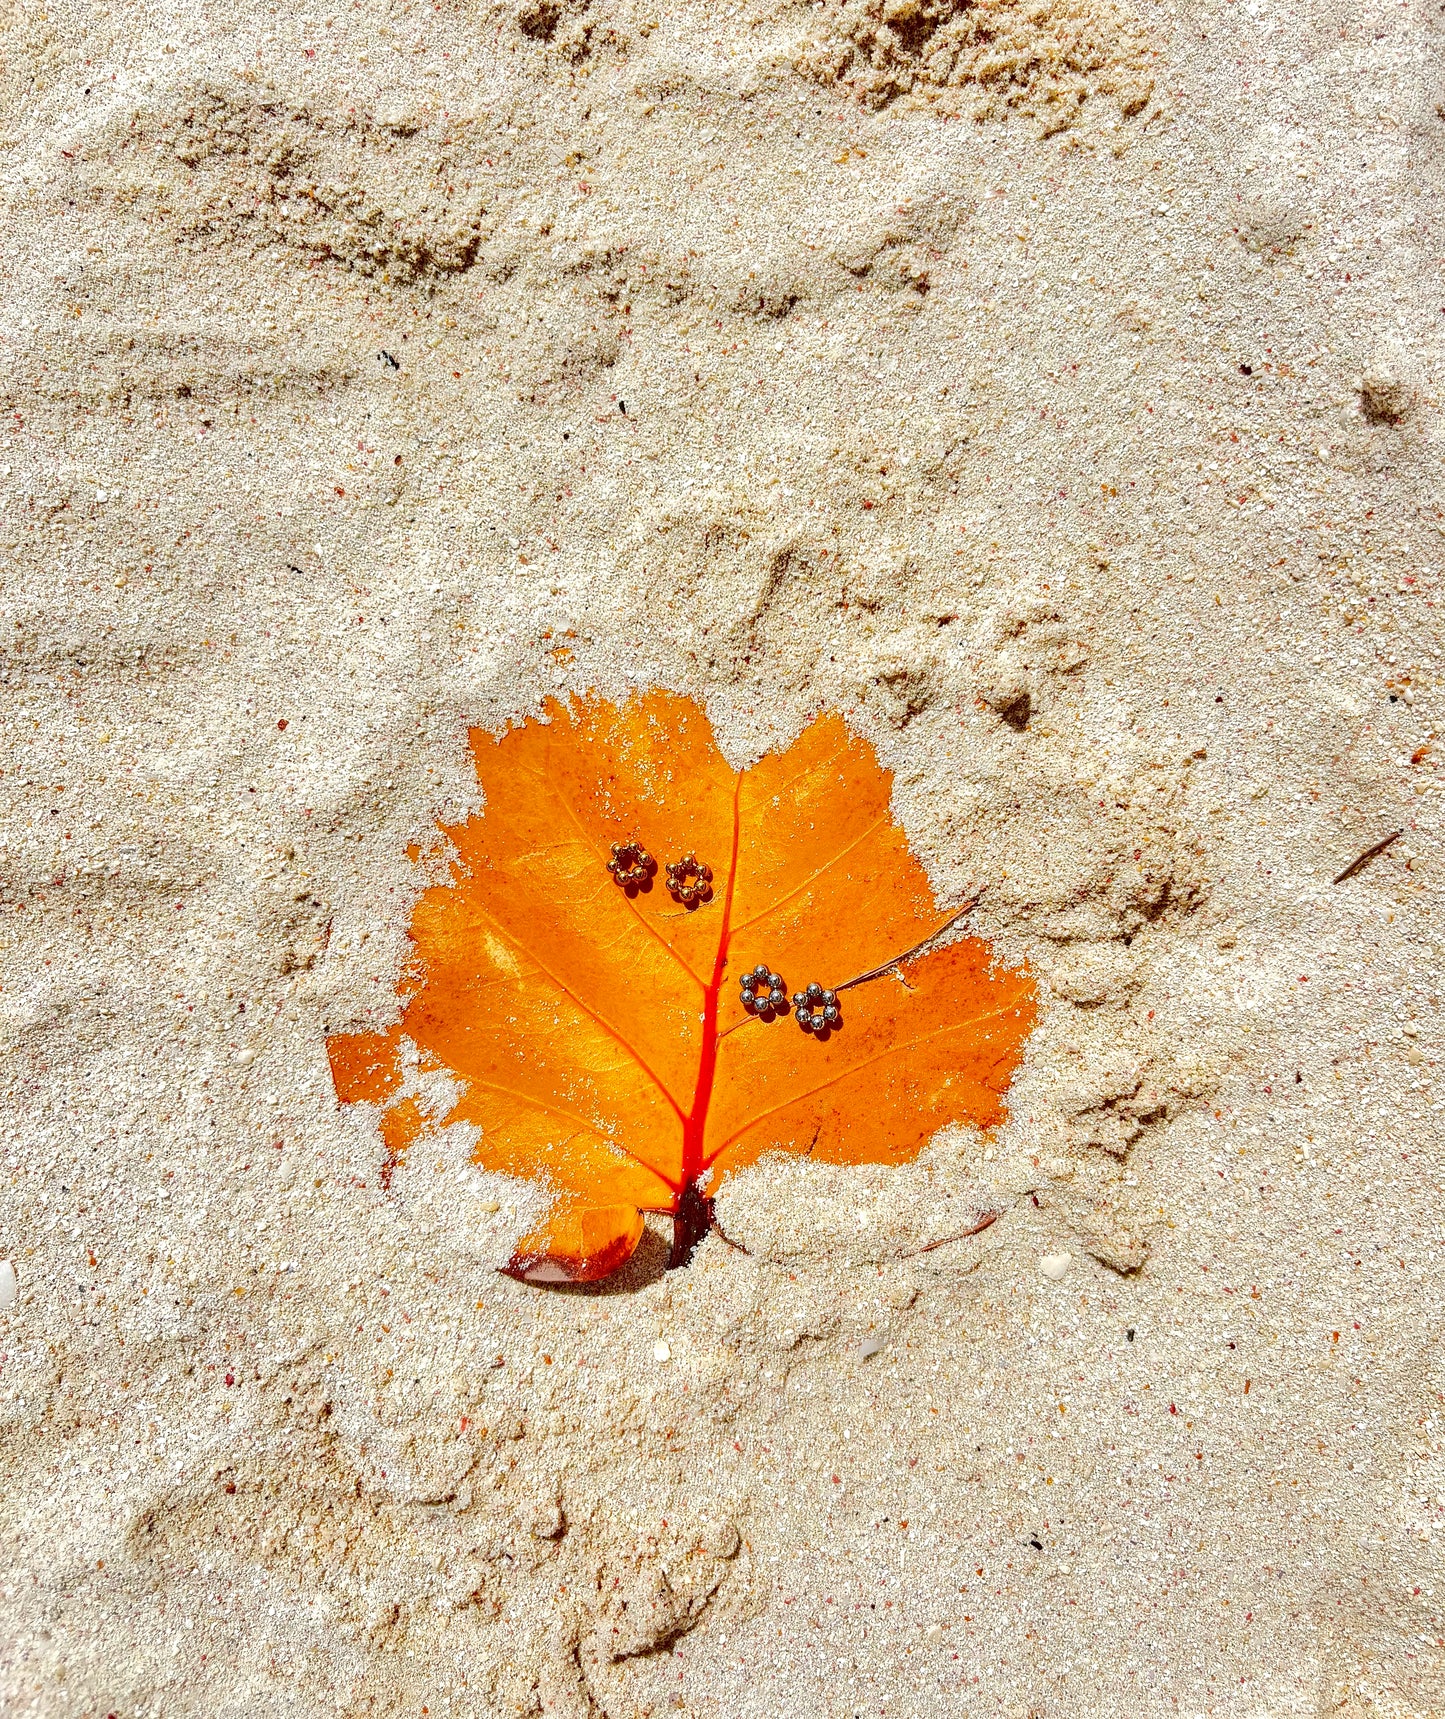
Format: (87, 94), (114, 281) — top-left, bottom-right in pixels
(678, 769), (743, 1202)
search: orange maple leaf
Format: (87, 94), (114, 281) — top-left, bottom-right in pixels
(327, 692), (1036, 1283)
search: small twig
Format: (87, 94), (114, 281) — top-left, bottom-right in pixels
(906, 1209), (999, 1256)
(1332, 829), (1403, 885)
(718, 892), (985, 1040)
(708, 1215), (752, 1256)
(710, 1208), (997, 1262)
(835, 894), (985, 996)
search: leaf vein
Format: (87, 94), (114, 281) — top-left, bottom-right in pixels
(706, 998), (1028, 1164)
(456, 1078), (679, 1193)
(465, 900), (690, 1122)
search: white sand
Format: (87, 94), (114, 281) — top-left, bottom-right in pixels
(2, 0), (1443, 1712)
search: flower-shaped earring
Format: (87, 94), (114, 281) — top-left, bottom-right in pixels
(607, 839), (656, 890)
(666, 853), (713, 906)
(740, 964), (788, 1017)
(793, 983), (840, 1034)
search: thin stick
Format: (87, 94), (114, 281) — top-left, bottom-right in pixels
(906, 1209), (999, 1256)
(717, 892), (985, 1041)
(1332, 829), (1403, 885)
(708, 1215), (752, 1256)
(709, 1209), (997, 1263)
(835, 894), (984, 995)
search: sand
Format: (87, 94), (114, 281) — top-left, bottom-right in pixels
(2, 0), (1443, 1712)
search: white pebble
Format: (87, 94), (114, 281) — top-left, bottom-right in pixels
(857, 1335), (884, 1360)
(1039, 1251), (1072, 1282)
(652, 1339), (671, 1363)
(0, 1260), (16, 1311)
(235, 1048), (256, 1067)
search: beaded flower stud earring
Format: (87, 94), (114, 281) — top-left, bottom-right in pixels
(665, 853), (714, 906)
(739, 964), (789, 1018)
(607, 839), (656, 891)
(793, 983), (841, 1034)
